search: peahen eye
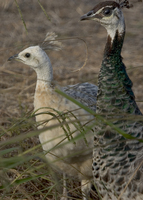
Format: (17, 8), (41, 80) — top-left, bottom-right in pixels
(25, 53), (30, 58)
(103, 8), (112, 16)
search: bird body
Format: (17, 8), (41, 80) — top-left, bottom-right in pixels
(8, 44), (98, 200)
(34, 78), (94, 178)
(81, 1), (143, 199)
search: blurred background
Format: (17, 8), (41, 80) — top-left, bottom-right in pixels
(0, 0), (143, 199)
(1, 0), (143, 120)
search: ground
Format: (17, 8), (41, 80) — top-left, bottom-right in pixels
(0, 0), (143, 199)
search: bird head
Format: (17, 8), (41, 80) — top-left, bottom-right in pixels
(80, 1), (131, 33)
(8, 46), (50, 69)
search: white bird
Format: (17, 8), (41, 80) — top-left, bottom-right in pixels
(8, 33), (98, 200)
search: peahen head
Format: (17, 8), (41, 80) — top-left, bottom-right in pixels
(8, 46), (53, 83)
(8, 46), (51, 70)
(80, 1), (131, 40)
(8, 32), (62, 83)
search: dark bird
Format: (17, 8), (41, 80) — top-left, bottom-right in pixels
(81, 1), (143, 199)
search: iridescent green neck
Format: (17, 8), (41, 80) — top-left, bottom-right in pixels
(97, 31), (142, 115)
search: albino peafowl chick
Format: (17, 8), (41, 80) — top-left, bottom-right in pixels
(81, 1), (143, 200)
(8, 33), (98, 200)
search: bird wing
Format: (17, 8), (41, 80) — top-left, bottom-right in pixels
(62, 82), (98, 112)
(93, 118), (143, 199)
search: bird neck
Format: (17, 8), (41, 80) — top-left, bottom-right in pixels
(36, 57), (53, 87)
(96, 23), (142, 115)
(34, 60), (60, 115)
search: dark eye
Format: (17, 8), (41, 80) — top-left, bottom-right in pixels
(103, 8), (112, 16)
(25, 53), (30, 58)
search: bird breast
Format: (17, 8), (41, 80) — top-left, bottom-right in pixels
(34, 82), (94, 178)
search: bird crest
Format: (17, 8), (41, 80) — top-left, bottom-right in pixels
(119, 0), (133, 8)
(117, 0), (142, 8)
(40, 32), (63, 51)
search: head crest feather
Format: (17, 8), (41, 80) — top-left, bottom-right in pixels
(118, 0), (133, 8)
(117, 0), (142, 8)
(40, 32), (63, 51)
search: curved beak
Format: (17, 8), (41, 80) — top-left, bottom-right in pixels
(8, 54), (19, 61)
(80, 10), (95, 21)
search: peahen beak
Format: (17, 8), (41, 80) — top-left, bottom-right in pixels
(8, 54), (19, 61)
(80, 10), (95, 21)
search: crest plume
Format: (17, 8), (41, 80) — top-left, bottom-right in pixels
(118, 0), (133, 8)
(118, 0), (142, 8)
(40, 32), (63, 51)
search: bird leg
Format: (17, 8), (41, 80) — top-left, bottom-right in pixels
(81, 179), (91, 200)
(60, 173), (68, 200)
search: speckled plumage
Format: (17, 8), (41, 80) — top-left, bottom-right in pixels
(62, 82), (98, 112)
(81, 1), (143, 199)
(97, 32), (142, 116)
(8, 45), (97, 200)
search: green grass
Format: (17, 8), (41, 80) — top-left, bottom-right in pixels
(1, 89), (143, 199)
(0, 104), (97, 199)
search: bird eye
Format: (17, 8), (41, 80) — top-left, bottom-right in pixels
(103, 8), (112, 16)
(25, 53), (30, 58)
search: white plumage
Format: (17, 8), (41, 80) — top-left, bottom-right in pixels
(8, 34), (98, 200)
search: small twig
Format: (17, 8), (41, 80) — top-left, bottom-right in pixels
(71, 37), (88, 73)
(37, 0), (51, 21)
(14, 0), (28, 33)
(52, 36), (89, 72)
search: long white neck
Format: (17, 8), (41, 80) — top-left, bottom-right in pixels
(34, 55), (56, 116)
(35, 56), (53, 88)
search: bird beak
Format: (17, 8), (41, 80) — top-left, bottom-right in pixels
(80, 10), (95, 21)
(8, 54), (19, 61)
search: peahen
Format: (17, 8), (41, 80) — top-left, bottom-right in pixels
(8, 33), (98, 200)
(81, 0), (143, 199)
